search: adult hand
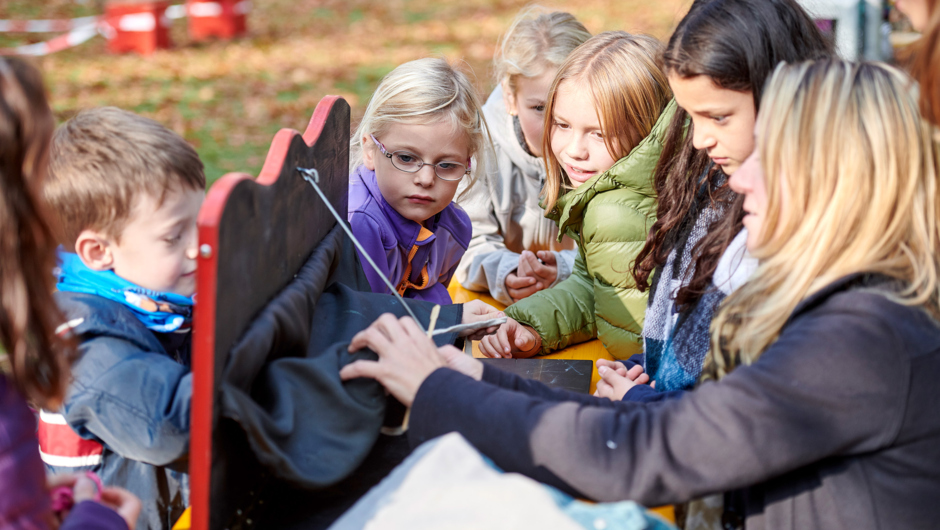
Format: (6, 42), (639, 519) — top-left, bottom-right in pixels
(341, 314), (445, 407)
(517, 250), (558, 289)
(593, 360), (650, 401)
(460, 300), (505, 341)
(438, 344), (484, 381)
(479, 317), (541, 358)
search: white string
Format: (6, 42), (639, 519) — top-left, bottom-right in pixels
(298, 167), (426, 332)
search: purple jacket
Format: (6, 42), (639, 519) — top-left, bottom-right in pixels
(0, 375), (127, 530)
(348, 165), (471, 305)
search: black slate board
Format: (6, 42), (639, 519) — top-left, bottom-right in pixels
(480, 358), (594, 394)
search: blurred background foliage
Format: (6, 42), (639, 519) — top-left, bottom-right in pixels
(3, 0), (690, 183)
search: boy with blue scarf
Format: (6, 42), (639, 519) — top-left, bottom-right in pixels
(41, 107), (205, 530)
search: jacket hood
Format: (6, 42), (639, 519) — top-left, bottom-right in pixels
(481, 85), (545, 180)
(548, 99), (678, 238)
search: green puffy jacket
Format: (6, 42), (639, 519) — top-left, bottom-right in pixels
(504, 100), (676, 360)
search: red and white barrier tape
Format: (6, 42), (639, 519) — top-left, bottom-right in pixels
(0, 23), (101, 56)
(0, 2), (252, 56)
(0, 15), (100, 33)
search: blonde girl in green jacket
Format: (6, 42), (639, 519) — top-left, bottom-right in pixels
(480, 31), (674, 361)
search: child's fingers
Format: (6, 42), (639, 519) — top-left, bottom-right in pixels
(99, 488), (142, 530)
(71, 476), (98, 503)
(505, 272), (536, 289)
(535, 250), (557, 265)
(626, 364), (646, 381)
(479, 335), (501, 358)
(597, 359), (629, 377)
(507, 281), (543, 302)
(530, 260), (557, 281)
(497, 324), (513, 356)
(47, 474), (80, 489)
(517, 251), (536, 277)
(635, 373), (651, 385)
(594, 380), (614, 400)
(464, 324), (501, 342)
(514, 328), (535, 352)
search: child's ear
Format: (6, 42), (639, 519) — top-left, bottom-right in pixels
(502, 79), (518, 117)
(361, 135), (377, 171)
(74, 230), (115, 271)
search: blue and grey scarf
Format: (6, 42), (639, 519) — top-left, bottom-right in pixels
(55, 250), (194, 333)
(642, 175), (757, 391)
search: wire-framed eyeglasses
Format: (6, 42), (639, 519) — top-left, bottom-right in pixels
(370, 134), (471, 181)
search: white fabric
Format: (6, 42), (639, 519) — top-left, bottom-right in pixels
(364, 433), (583, 530)
(712, 228), (758, 296)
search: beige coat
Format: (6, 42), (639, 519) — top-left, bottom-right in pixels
(455, 86), (577, 305)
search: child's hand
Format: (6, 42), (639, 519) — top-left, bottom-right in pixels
(505, 271), (540, 302)
(479, 317), (541, 358)
(518, 250), (558, 288)
(505, 251), (558, 302)
(460, 300), (505, 341)
(594, 359), (651, 401)
(93, 486), (141, 530)
(48, 474), (142, 530)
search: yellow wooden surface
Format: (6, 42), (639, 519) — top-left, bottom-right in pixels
(449, 281), (676, 525)
(448, 281), (614, 394)
(171, 507), (190, 530)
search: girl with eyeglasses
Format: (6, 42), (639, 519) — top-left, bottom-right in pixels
(348, 57), (488, 305)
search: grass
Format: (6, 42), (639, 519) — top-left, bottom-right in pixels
(4, 0), (692, 185)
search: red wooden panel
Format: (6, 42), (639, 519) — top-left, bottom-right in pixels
(191, 95), (350, 530)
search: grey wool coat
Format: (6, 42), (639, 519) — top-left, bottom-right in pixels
(409, 274), (940, 530)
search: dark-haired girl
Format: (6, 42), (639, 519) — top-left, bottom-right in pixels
(0, 57), (139, 529)
(595, 0), (832, 401)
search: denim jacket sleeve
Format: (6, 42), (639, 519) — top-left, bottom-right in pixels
(63, 333), (192, 466)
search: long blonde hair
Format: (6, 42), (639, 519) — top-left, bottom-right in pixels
(494, 6), (590, 92)
(541, 31), (670, 212)
(705, 60), (940, 380)
(350, 57), (488, 188)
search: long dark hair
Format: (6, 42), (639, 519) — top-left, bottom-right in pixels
(632, 0), (831, 308)
(0, 58), (69, 409)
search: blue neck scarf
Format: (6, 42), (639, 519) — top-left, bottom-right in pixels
(56, 250), (194, 333)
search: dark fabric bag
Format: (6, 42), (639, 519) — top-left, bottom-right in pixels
(217, 226), (462, 489)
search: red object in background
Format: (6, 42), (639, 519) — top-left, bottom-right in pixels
(187, 0), (248, 41)
(103, 1), (171, 54)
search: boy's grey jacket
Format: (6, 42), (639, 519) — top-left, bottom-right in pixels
(456, 85), (577, 305)
(409, 273), (940, 530)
